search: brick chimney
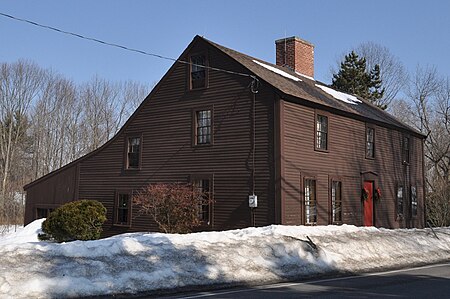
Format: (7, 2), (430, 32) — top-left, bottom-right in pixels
(275, 36), (314, 78)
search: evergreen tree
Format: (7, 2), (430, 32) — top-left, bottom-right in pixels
(332, 51), (386, 109)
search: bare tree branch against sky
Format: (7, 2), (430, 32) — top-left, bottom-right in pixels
(1, 0), (449, 85)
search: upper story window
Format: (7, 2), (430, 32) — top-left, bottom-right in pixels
(304, 178), (317, 224)
(316, 114), (328, 151)
(366, 127), (375, 159)
(115, 192), (131, 226)
(402, 136), (410, 164)
(331, 181), (342, 224)
(126, 136), (141, 169)
(193, 178), (211, 225)
(190, 54), (207, 89)
(195, 109), (212, 145)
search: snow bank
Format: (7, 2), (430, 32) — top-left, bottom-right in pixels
(0, 219), (42, 246)
(1, 220), (449, 298)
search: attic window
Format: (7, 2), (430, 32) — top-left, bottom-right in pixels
(190, 54), (207, 89)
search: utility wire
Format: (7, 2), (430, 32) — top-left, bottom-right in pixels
(0, 11), (259, 81)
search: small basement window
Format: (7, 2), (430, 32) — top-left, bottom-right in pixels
(190, 54), (207, 89)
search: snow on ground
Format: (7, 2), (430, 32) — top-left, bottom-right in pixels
(1, 220), (450, 299)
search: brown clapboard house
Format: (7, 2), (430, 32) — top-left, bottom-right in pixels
(24, 35), (426, 236)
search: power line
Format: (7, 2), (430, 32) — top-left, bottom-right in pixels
(0, 11), (258, 81)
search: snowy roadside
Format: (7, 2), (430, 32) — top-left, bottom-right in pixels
(1, 220), (450, 299)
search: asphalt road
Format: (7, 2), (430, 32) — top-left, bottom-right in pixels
(162, 263), (450, 298)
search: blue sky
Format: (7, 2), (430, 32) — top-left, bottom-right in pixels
(1, 1), (449, 86)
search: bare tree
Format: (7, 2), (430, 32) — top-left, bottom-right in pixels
(395, 65), (450, 226)
(0, 61), (44, 219)
(30, 73), (81, 178)
(79, 76), (150, 152)
(0, 59), (150, 226)
(331, 42), (407, 109)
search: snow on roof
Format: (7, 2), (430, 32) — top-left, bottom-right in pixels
(253, 60), (302, 82)
(295, 71), (315, 81)
(315, 84), (362, 105)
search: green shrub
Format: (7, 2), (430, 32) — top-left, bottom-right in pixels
(39, 200), (107, 242)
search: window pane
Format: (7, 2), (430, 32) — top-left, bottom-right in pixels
(194, 179), (210, 223)
(397, 186), (403, 216)
(316, 115), (328, 150)
(305, 179), (317, 224)
(332, 181), (342, 223)
(116, 194), (130, 225)
(191, 55), (206, 89)
(366, 128), (374, 158)
(37, 208), (48, 219)
(411, 186), (417, 216)
(403, 137), (410, 163)
(196, 110), (211, 145)
(127, 137), (140, 168)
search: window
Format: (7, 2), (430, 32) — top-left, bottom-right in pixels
(397, 186), (404, 217)
(366, 127), (375, 158)
(403, 136), (410, 164)
(126, 136), (141, 169)
(195, 110), (212, 145)
(331, 181), (342, 224)
(36, 207), (54, 219)
(190, 54), (207, 89)
(411, 186), (417, 217)
(304, 179), (317, 224)
(193, 179), (211, 224)
(115, 192), (131, 226)
(316, 114), (328, 151)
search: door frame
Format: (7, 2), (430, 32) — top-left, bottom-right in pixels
(363, 180), (374, 226)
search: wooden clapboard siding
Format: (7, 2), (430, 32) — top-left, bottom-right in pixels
(280, 99), (425, 228)
(24, 35), (425, 235)
(24, 163), (79, 224)
(73, 39), (276, 234)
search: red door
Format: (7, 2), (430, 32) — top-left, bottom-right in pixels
(363, 181), (374, 226)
